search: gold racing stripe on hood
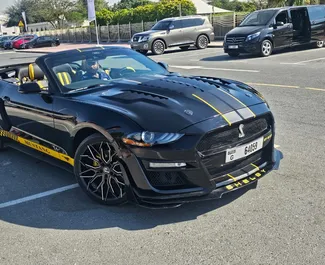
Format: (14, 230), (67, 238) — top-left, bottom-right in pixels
(217, 88), (256, 118)
(192, 94), (232, 126)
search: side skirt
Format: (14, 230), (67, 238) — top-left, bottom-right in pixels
(5, 140), (73, 174)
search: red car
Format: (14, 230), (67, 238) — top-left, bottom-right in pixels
(12, 35), (37, 49)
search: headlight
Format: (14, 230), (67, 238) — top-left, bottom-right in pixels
(139, 36), (150, 42)
(122, 132), (184, 147)
(246, 32), (260, 41)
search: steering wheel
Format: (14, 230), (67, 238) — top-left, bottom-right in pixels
(119, 66), (136, 77)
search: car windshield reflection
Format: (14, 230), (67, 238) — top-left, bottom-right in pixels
(46, 48), (168, 94)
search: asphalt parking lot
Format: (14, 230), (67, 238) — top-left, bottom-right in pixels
(0, 45), (325, 265)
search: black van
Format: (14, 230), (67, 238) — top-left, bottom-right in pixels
(223, 5), (325, 57)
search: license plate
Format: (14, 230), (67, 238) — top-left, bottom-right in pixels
(228, 45), (238, 49)
(225, 137), (264, 163)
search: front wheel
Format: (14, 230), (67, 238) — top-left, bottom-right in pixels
(316, 41), (324, 48)
(151, 40), (165, 55)
(260, 39), (273, 57)
(74, 133), (128, 206)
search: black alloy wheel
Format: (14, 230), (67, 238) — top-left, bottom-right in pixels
(74, 134), (127, 205)
(151, 40), (165, 55)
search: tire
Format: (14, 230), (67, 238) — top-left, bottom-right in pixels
(74, 133), (128, 206)
(180, 45), (190, 51)
(228, 52), (240, 57)
(196, 35), (209, 49)
(151, 40), (165, 55)
(260, 39), (273, 57)
(316, 41), (324, 48)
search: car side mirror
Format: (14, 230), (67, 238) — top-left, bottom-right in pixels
(19, 82), (41, 94)
(168, 24), (175, 31)
(158, 62), (169, 71)
(273, 21), (284, 28)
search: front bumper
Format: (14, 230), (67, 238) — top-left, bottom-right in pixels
(121, 111), (276, 208)
(130, 41), (150, 51)
(224, 41), (260, 54)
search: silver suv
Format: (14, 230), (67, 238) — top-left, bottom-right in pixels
(130, 16), (215, 55)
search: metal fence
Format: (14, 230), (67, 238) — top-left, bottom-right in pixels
(27, 13), (249, 43)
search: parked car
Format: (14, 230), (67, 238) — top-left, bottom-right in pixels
(0, 46), (276, 208)
(0, 35), (17, 48)
(3, 36), (23, 50)
(12, 35), (38, 49)
(22, 35), (60, 49)
(130, 15), (215, 55)
(224, 5), (325, 57)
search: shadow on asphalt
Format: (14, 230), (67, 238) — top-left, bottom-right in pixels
(201, 44), (318, 62)
(0, 150), (283, 231)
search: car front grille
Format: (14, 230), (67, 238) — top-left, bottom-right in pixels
(197, 115), (273, 181)
(197, 117), (269, 157)
(226, 36), (246, 44)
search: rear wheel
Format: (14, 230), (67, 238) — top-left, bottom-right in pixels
(260, 39), (273, 57)
(151, 40), (165, 55)
(196, 35), (209, 49)
(74, 133), (128, 206)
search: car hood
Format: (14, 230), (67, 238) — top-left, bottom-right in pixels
(74, 74), (266, 132)
(227, 26), (264, 36)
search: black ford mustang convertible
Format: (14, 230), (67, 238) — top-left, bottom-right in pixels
(0, 47), (276, 208)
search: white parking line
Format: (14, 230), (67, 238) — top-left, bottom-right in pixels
(170, 65), (259, 73)
(281, 56), (325, 65)
(0, 184), (79, 209)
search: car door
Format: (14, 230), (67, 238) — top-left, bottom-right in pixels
(0, 81), (57, 149)
(34, 37), (45, 48)
(307, 5), (325, 41)
(273, 10), (293, 48)
(166, 20), (184, 46)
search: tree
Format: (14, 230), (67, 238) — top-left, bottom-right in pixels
(35, 0), (77, 28)
(5, 0), (42, 27)
(96, 9), (114, 25)
(112, 0), (153, 10)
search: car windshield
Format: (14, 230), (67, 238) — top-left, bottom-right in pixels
(239, 10), (277, 26)
(151, 21), (171, 30)
(45, 48), (169, 94)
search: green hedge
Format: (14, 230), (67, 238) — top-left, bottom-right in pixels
(97, 0), (197, 25)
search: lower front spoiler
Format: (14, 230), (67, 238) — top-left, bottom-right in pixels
(129, 162), (274, 209)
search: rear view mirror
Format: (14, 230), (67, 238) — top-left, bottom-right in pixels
(169, 24), (175, 30)
(18, 82), (41, 94)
